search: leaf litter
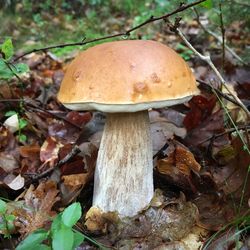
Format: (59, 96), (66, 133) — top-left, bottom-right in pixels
(0, 20), (250, 249)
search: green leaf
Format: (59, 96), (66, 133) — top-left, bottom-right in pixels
(18, 134), (27, 143)
(0, 199), (7, 214)
(1, 38), (14, 60)
(19, 118), (28, 129)
(51, 214), (62, 234)
(5, 111), (17, 117)
(35, 244), (51, 250)
(201, 0), (213, 8)
(0, 59), (14, 80)
(0, 223), (6, 230)
(5, 214), (15, 222)
(16, 229), (49, 250)
(15, 63), (29, 74)
(3, 214), (16, 235)
(0, 59), (29, 80)
(62, 202), (82, 228)
(52, 226), (74, 250)
(72, 231), (85, 249)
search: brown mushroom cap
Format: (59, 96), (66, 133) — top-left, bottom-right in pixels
(58, 40), (199, 112)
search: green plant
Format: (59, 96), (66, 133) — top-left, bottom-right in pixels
(0, 199), (16, 238)
(16, 202), (106, 250)
(4, 110), (28, 142)
(16, 202), (83, 250)
(176, 43), (194, 60)
(0, 38), (29, 80)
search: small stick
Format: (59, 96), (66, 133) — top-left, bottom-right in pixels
(169, 22), (250, 118)
(198, 125), (250, 145)
(219, 2), (225, 71)
(193, 7), (246, 66)
(197, 79), (240, 106)
(25, 145), (81, 186)
(13, 0), (206, 62)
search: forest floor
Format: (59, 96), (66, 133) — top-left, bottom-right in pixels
(0, 1), (250, 249)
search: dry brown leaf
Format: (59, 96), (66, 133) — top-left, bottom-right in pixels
(85, 207), (119, 233)
(13, 180), (59, 237)
(40, 136), (63, 167)
(150, 110), (187, 154)
(0, 153), (19, 172)
(59, 143), (97, 206)
(62, 173), (89, 187)
(157, 143), (201, 192)
(20, 145), (40, 158)
(85, 190), (198, 249)
(222, 84), (248, 123)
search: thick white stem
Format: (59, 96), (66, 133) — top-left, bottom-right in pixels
(92, 111), (154, 217)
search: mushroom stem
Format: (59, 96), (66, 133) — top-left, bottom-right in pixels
(93, 111), (154, 217)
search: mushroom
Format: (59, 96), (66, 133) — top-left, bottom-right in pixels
(57, 40), (199, 217)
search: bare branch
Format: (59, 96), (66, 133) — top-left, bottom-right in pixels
(219, 2), (225, 71)
(13, 0), (206, 62)
(168, 22), (250, 118)
(193, 8), (247, 65)
(25, 145), (81, 186)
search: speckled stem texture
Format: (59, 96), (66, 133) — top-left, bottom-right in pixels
(93, 111), (154, 217)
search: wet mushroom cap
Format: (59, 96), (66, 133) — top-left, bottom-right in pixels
(57, 40), (199, 112)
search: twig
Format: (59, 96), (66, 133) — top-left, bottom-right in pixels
(25, 145), (81, 186)
(13, 0), (206, 62)
(219, 2), (225, 71)
(153, 141), (169, 159)
(193, 8), (246, 65)
(168, 21), (250, 118)
(4, 61), (23, 82)
(0, 98), (82, 130)
(198, 125), (250, 145)
(197, 79), (241, 106)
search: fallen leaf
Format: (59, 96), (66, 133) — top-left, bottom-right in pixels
(184, 95), (217, 131)
(14, 180), (60, 237)
(213, 131), (250, 199)
(66, 111), (92, 127)
(60, 143), (97, 206)
(184, 109), (228, 148)
(157, 142), (201, 192)
(4, 174), (24, 190)
(0, 153), (19, 172)
(222, 84), (248, 123)
(20, 144), (41, 174)
(193, 193), (234, 231)
(62, 173), (89, 187)
(4, 114), (19, 133)
(150, 110), (187, 154)
(40, 136), (63, 167)
(85, 190), (198, 249)
(19, 145), (40, 158)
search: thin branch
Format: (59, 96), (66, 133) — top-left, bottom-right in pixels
(0, 98), (82, 130)
(168, 22), (250, 118)
(193, 8), (246, 65)
(153, 141), (169, 159)
(25, 145), (81, 186)
(198, 125), (250, 145)
(219, 2), (225, 71)
(197, 79), (241, 106)
(13, 0), (206, 62)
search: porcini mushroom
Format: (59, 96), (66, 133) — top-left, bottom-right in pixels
(57, 40), (199, 217)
